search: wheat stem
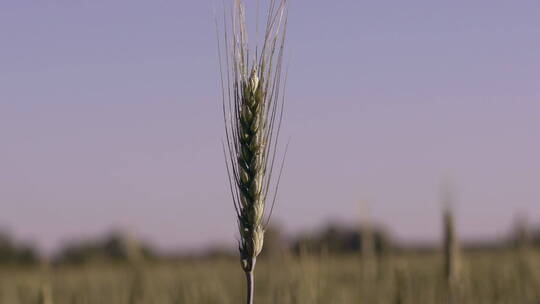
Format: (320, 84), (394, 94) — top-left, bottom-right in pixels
(246, 267), (255, 304)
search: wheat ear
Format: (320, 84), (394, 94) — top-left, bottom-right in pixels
(217, 1), (288, 303)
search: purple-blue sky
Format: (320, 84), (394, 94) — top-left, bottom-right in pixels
(1, 1), (540, 253)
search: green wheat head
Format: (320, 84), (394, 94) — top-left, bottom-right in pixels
(218, 0), (288, 273)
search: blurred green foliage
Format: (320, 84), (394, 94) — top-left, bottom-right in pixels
(0, 231), (38, 266)
(52, 232), (156, 265)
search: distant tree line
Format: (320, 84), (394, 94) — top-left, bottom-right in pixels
(0, 231), (39, 266)
(1, 222), (540, 266)
(0, 230), (156, 266)
(54, 231), (156, 265)
(289, 223), (392, 255)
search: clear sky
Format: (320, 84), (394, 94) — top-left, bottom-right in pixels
(1, 1), (540, 253)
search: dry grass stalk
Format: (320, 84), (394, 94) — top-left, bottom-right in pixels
(217, 1), (288, 303)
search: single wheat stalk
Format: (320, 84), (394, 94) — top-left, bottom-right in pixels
(441, 181), (462, 302)
(512, 213), (533, 281)
(38, 284), (53, 304)
(358, 200), (376, 279)
(217, 1), (288, 303)
(443, 205), (461, 282)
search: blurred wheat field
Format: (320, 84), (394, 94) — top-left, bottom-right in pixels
(1, 250), (540, 304)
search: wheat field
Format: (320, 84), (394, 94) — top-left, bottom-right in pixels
(1, 250), (539, 304)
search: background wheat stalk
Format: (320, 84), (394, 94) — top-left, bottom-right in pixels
(441, 181), (462, 303)
(217, 1), (288, 303)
